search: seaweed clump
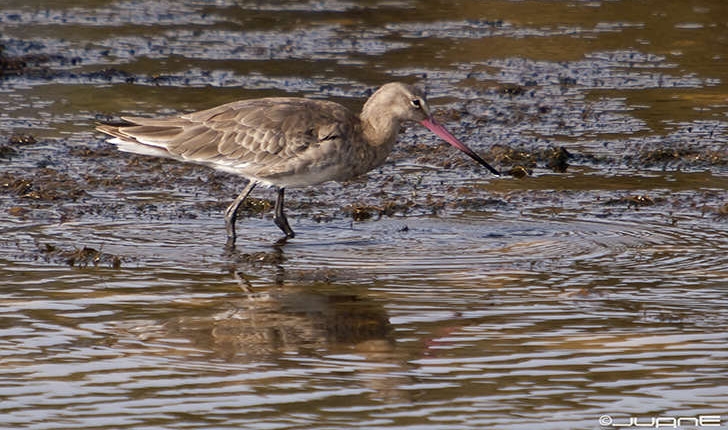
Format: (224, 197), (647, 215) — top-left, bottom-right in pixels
(488, 144), (571, 176)
(631, 142), (727, 169)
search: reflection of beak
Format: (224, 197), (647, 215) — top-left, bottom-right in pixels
(420, 117), (500, 176)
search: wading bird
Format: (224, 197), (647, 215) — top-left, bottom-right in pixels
(97, 82), (499, 245)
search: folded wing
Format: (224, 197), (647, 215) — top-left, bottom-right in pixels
(96, 98), (356, 185)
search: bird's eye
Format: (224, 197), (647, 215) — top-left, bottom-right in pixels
(411, 99), (422, 109)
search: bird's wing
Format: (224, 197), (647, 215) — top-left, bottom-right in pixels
(99, 98), (355, 182)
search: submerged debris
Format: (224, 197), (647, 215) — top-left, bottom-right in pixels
(508, 165), (531, 178)
(718, 203), (728, 219)
(8, 134), (37, 145)
(7, 206), (28, 217)
(0, 169), (89, 201)
(604, 194), (656, 208)
(343, 204), (377, 221)
(342, 200), (413, 221)
(0, 42), (69, 79)
(546, 146), (570, 173)
(39, 243), (123, 269)
(490, 144), (537, 170)
(0, 146), (16, 159)
(232, 250), (286, 267)
(633, 143), (727, 168)
(703, 202), (728, 220)
(241, 198), (273, 215)
(1, 134), (38, 160)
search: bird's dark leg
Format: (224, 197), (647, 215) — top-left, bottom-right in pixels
(224, 180), (257, 246)
(273, 187), (295, 238)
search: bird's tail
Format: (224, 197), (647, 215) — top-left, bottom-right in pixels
(96, 119), (177, 159)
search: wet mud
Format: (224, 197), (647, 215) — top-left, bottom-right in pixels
(2, 129), (725, 271)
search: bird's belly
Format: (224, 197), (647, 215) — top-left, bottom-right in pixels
(257, 164), (349, 188)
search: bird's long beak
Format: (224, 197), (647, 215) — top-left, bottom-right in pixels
(420, 117), (500, 176)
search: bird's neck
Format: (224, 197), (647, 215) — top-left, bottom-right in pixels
(351, 89), (406, 175)
(360, 102), (400, 149)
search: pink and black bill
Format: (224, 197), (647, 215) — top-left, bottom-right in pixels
(420, 117), (500, 176)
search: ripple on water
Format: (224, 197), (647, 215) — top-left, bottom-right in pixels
(2, 191), (727, 429)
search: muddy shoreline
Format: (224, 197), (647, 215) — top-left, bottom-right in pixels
(2, 36), (727, 268)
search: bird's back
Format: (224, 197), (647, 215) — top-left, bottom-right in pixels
(97, 97), (362, 187)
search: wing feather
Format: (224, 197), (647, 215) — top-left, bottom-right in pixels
(97, 97), (357, 185)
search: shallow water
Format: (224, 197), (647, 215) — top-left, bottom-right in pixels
(1, 1), (727, 429)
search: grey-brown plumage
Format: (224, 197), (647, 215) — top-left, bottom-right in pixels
(97, 82), (498, 245)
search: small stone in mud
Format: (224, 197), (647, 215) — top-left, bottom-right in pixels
(638, 147), (685, 164)
(713, 202), (728, 219)
(634, 143), (727, 168)
(7, 206), (28, 217)
(242, 198), (272, 214)
(489, 145), (537, 169)
(38, 243), (124, 269)
(1, 135), (36, 159)
(0, 146), (17, 159)
(9, 134), (37, 145)
(87, 68), (135, 83)
(232, 250), (286, 267)
(452, 196), (510, 211)
(546, 146), (570, 173)
(344, 204), (377, 221)
(498, 84), (527, 96)
(508, 165), (531, 178)
(2, 177), (33, 195)
(605, 194), (655, 207)
(0, 47), (28, 76)
(561, 287), (604, 299)
(627, 195), (655, 206)
(65, 246), (102, 268)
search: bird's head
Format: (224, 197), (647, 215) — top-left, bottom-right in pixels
(367, 82), (500, 176)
